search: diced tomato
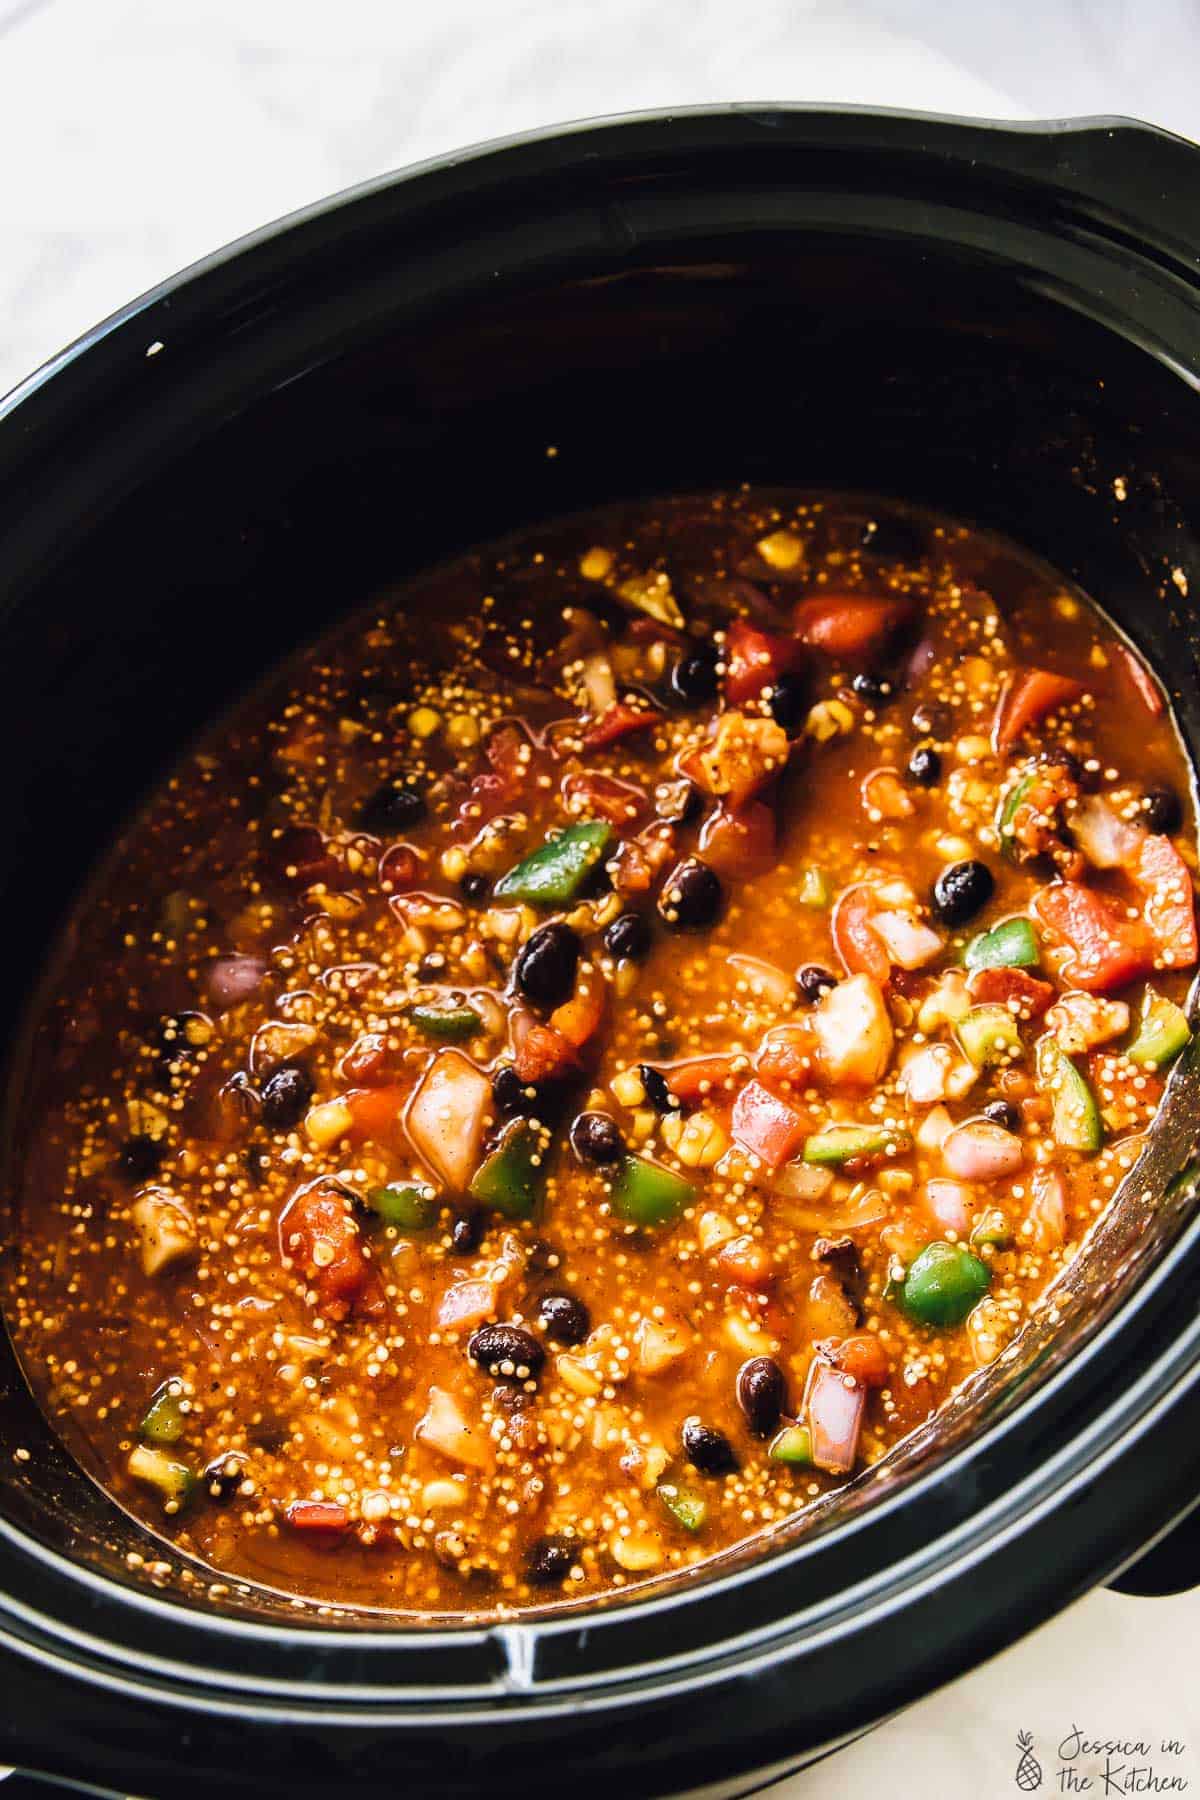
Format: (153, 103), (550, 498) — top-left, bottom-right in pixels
(698, 801), (777, 874)
(549, 972), (606, 1050)
(580, 700), (660, 751)
(663, 1055), (737, 1104)
(454, 724), (532, 831)
(831, 883), (890, 983)
(339, 1031), (394, 1086)
(1133, 833), (1198, 970)
(827, 1333), (891, 1389)
(513, 1020), (578, 1084)
(793, 592), (914, 658)
(1031, 881), (1155, 992)
(279, 1182), (386, 1323)
(715, 1234), (773, 1288)
(1114, 644), (1164, 718)
(730, 1079), (808, 1170)
(561, 770), (648, 827)
(755, 1025), (813, 1093)
(286, 1501), (349, 1534)
(966, 965), (1055, 1018)
(992, 667), (1085, 752)
(344, 1084), (408, 1144)
(724, 619), (804, 705)
(377, 844), (425, 893)
(268, 824), (341, 891)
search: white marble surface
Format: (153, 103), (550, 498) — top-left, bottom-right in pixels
(1, 3), (1199, 1794)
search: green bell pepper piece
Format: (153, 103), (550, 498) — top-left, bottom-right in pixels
(955, 1004), (1023, 1069)
(970, 1207), (1013, 1250)
(611, 1154), (694, 1226)
(469, 1121), (548, 1219)
(494, 820), (613, 904)
(802, 1123), (911, 1166)
(367, 1182), (441, 1229)
(1036, 1035), (1102, 1153)
(997, 770), (1038, 859)
(128, 1443), (196, 1509)
(657, 1482), (709, 1533)
(141, 1381), (186, 1446)
(408, 1001), (482, 1042)
(901, 1241), (991, 1327)
(964, 916), (1040, 972)
(768, 1424), (814, 1466)
(1127, 990), (1192, 1068)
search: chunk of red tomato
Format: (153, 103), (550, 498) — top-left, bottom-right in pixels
(730, 1079), (807, 1171)
(831, 883), (890, 983)
(793, 593), (914, 658)
(724, 620), (804, 705)
(279, 1183), (385, 1323)
(1031, 881), (1154, 992)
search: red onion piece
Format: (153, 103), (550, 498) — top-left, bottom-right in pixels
(805, 1360), (866, 1474)
(942, 1119), (1024, 1181)
(206, 954), (268, 1010)
(924, 1177), (972, 1234)
(902, 635), (937, 685)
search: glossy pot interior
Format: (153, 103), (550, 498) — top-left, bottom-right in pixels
(3, 108), (1200, 1797)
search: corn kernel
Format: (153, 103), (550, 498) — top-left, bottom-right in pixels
(304, 1099), (354, 1149)
(445, 713), (481, 750)
(580, 546), (614, 581)
(440, 846), (469, 882)
(610, 1528), (665, 1573)
(611, 1067), (647, 1108)
(756, 528), (804, 570)
(408, 706), (442, 739)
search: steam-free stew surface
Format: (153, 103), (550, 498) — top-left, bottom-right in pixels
(6, 492), (1196, 1615)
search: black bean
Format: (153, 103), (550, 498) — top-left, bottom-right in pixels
(358, 779), (426, 837)
(910, 700), (952, 740)
(460, 872), (490, 903)
(907, 746), (941, 787)
(653, 778), (703, 826)
(202, 1451), (248, 1503)
(852, 672), (892, 708)
(569, 1111), (624, 1166)
(931, 859), (994, 926)
(260, 1064), (314, 1131)
(538, 1290), (591, 1346)
(468, 1323), (545, 1381)
(450, 1207), (485, 1254)
(859, 516), (925, 561)
(603, 910), (653, 962)
(984, 1099), (1021, 1134)
(796, 963), (837, 1005)
(768, 671), (808, 735)
(515, 922), (580, 1011)
(811, 1234), (863, 1291)
(119, 1135), (163, 1182)
(638, 1065), (676, 1114)
(525, 1237), (562, 1280)
(671, 642), (720, 706)
(1143, 784), (1183, 836)
(681, 1415), (739, 1476)
(658, 857), (723, 931)
(736, 1357), (787, 1438)
(492, 1066), (527, 1116)
(526, 1534), (577, 1586)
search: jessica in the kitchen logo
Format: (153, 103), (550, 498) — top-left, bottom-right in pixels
(1013, 1727), (1190, 1794)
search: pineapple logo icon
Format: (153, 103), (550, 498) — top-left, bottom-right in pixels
(1014, 1731), (1043, 1791)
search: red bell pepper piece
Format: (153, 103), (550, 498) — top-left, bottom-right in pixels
(1031, 881), (1155, 992)
(724, 619), (804, 705)
(992, 667), (1085, 752)
(512, 1020), (578, 1084)
(792, 592), (914, 658)
(831, 883), (890, 983)
(754, 1025), (813, 1093)
(730, 1079), (808, 1171)
(285, 1501), (350, 1534)
(661, 1055), (738, 1104)
(580, 700), (660, 751)
(1134, 833), (1199, 970)
(1114, 644), (1164, 718)
(344, 1084), (408, 1145)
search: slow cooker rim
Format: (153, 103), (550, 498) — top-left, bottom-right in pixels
(2, 102), (1200, 1730)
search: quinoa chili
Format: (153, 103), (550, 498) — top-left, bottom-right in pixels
(4, 491), (1196, 1616)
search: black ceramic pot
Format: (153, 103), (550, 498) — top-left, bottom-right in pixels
(3, 106), (1200, 1799)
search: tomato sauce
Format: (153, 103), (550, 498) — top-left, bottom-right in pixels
(4, 491), (1195, 1615)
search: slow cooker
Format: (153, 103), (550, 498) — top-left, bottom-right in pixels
(3, 106), (1200, 1798)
